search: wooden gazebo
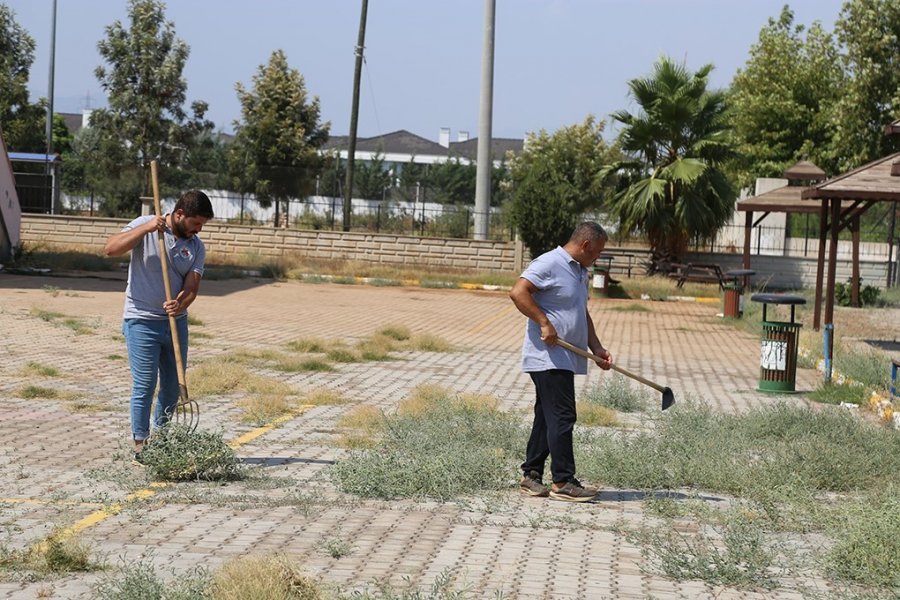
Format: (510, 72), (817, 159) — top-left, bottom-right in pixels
(801, 151), (900, 336)
(735, 160), (842, 284)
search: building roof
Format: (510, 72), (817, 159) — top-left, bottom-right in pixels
(449, 137), (523, 161)
(322, 129), (523, 162)
(60, 112), (83, 134)
(323, 130), (449, 157)
(8, 152), (60, 163)
(801, 151), (900, 202)
(783, 160), (826, 182)
(737, 184), (856, 214)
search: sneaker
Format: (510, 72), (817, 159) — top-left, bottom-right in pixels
(549, 478), (597, 503)
(519, 470), (549, 497)
(131, 451), (147, 467)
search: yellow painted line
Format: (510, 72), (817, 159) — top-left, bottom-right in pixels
(459, 282), (482, 290)
(468, 304), (516, 335)
(0, 498), (102, 508)
(696, 297), (721, 304)
(228, 404), (314, 449)
(47, 405), (315, 544)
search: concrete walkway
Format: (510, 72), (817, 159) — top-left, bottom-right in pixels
(0, 273), (822, 599)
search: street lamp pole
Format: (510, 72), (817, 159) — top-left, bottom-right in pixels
(44, 0), (58, 213)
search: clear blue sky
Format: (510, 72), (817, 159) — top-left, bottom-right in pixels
(9, 0), (845, 141)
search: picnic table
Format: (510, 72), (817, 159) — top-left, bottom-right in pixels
(667, 262), (727, 290)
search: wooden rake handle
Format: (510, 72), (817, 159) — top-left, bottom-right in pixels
(150, 160), (188, 397)
(555, 339), (666, 394)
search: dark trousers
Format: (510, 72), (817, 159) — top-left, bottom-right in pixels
(521, 369), (576, 484)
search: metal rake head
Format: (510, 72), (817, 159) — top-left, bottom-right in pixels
(172, 399), (200, 432)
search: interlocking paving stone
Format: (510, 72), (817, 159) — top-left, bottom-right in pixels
(0, 274), (841, 598)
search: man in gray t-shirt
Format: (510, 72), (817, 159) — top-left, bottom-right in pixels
(509, 222), (613, 502)
(104, 190), (214, 462)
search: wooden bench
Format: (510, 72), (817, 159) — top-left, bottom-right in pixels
(667, 262), (727, 290)
(597, 249), (651, 279)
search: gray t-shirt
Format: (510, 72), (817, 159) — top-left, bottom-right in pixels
(122, 214), (206, 320)
(519, 246), (589, 374)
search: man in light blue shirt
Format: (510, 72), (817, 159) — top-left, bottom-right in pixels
(509, 222), (613, 502)
(104, 190), (213, 462)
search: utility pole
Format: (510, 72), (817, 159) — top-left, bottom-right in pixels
(44, 0), (58, 213)
(343, 0), (369, 231)
(473, 0), (496, 240)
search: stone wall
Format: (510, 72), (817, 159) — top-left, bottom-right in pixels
(19, 214), (526, 273)
(17, 214), (895, 288)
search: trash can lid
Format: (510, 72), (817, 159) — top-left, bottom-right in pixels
(725, 269), (756, 277)
(750, 293), (806, 305)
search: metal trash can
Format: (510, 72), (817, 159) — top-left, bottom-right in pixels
(723, 283), (742, 318)
(751, 294), (806, 393)
(724, 269), (755, 319)
(591, 266), (609, 296)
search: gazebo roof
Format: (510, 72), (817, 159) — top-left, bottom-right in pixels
(883, 119), (900, 136)
(783, 160), (826, 181)
(801, 151), (900, 202)
(736, 184), (855, 214)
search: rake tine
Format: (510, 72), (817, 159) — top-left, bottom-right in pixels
(175, 400), (199, 432)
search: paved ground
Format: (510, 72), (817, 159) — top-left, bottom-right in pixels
(0, 272), (826, 599)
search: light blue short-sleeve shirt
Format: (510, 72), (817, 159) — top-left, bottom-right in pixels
(519, 246), (589, 374)
(121, 215), (206, 320)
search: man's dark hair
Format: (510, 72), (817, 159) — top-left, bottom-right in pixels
(569, 221), (608, 244)
(174, 190), (214, 219)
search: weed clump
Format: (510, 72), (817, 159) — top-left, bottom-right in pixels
(331, 385), (525, 500)
(582, 373), (648, 413)
(210, 553), (325, 600)
(140, 424), (242, 482)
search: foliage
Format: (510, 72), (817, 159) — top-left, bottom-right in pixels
(825, 491), (900, 588)
(831, 0), (900, 170)
(330, 387), (525, 499)
(232, 49), (329, 226)
(140, 424), (242, 481)
(582, 373), (649, 412)
(605, 57), (735, 262)
(576, 400), (900, 497)
(352, 151), (393, 200)
(728, 6), (844, 188)
(93, 559), (210, 600)
(0, 4), (46, 152)
(834, 278), (882, 307)
(506, 116), (619, 256)
(89, 0), (199, 215)
(627, 514), (782, 590)
(210, 554), (324, 600)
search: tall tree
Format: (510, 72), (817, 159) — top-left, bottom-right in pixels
(728, 6), (844, 187)
(0, 4), (45, 151)
(831, 0), (900, 169)
(604, 57), (735, 264)
(90, 0), (193, 214)
(232, 49), (329, 227)
(507, 116), (618, 256)
(352, 151), (392, 200)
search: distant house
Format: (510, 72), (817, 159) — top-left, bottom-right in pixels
(322, 127), (523, 172)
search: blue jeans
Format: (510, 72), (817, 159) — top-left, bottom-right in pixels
(123, 317), (188, 441)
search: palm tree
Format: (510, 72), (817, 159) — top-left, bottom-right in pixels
(602, 57), (735, 268)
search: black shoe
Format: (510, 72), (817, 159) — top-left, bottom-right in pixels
(519, 470), (549, 497)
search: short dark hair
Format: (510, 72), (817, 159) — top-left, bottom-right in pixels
(569, 221), (608, 244)
(174, 190), (214, 219)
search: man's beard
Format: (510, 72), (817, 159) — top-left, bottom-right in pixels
(172, 217), (190, 238)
